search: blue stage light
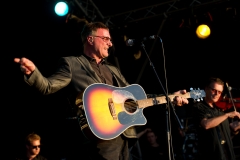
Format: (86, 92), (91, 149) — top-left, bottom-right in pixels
(54, 2), (69, 16)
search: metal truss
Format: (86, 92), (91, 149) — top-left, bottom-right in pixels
(73, 0), (233, 27)
(73, 0), (105, 21)
(105, 0), (232, 27)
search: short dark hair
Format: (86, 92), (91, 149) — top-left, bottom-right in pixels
(25, 133), (41, 145)
(204, 77), (224, 88)
(146, 130), (157, 137)
(81, 22), (109, 44)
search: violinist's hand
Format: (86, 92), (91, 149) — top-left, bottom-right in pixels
(172, 90), (189, 107)
(226, 111), (240, 119)
(14, 57), (36, 75)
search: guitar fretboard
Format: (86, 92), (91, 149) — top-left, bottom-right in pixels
(137, 93), (190, 108)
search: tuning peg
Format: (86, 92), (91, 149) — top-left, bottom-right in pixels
(190, 88), (193, 91)
(198, 88), (200, 90)
(197, 99), (200, 102)
(201, 98), (203, 101)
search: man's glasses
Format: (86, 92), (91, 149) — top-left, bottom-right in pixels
(208, 86), (222, 95)
(31, 145), (41, 149)
(92, 36), (112, 43)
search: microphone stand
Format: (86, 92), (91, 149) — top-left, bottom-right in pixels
(140, 41), (183, 160)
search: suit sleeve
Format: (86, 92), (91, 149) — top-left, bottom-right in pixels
(24, 57), (72, 95)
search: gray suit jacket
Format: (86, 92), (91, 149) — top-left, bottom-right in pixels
(25, 55), (137, 138)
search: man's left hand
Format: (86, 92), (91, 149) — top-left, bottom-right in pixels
(172, 90), (189, 106)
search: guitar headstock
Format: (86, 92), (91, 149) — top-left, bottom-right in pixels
(189, 88), (206, 102)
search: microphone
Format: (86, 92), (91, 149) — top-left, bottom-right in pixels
(228, 86), (240, 91)
(126, 35), (158, 46)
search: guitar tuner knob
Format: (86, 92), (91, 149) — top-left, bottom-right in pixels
(198, 88), (200, 90)
(197, 99), (200, 102)
(190, 88), (193, 90)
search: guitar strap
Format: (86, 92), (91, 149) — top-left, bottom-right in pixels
(105, 65), (128, 87)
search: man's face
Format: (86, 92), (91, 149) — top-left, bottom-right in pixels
(146, 132), (158, 145)
(91, 28), (113, 59)
(26, 139), (41, 156)
(205, 82), (223, 103)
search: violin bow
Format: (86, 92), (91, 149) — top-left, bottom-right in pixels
(225, 82), (237, 112)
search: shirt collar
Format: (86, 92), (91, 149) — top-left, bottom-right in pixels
(83, 54), (106, 64)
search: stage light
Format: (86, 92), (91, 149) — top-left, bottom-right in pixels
(196, 24), (211, 39)
(54, 1), (69, 16)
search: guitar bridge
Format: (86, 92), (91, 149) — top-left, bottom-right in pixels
(108, 98), (117, 120)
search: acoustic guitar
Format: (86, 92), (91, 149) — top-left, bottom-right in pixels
(76, 83), (205, 140)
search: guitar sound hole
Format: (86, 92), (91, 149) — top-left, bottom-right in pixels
(124, 99), (138, 114)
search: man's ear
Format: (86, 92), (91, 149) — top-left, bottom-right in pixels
(87, 36), (93, 44)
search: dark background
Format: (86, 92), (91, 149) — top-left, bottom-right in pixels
(2, 0), (240, 159)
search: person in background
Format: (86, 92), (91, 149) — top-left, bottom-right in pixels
(141, 129), (168, 160)
(16, 133), (47, 160)
(192, 77), (240, 160)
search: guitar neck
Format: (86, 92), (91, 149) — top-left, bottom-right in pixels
(137, 92), (191, 109)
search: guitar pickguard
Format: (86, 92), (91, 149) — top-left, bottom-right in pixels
(118, 109), (145, 125)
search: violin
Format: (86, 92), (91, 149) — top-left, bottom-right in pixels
(215, 95), (240, 111)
